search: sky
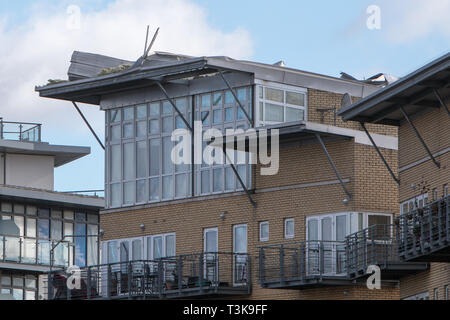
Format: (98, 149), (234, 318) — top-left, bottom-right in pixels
(0, 0), (449, 192)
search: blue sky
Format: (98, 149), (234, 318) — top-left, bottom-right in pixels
(1, 0), (449, 192)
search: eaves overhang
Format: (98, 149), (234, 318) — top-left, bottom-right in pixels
(338, 52), (450, 125)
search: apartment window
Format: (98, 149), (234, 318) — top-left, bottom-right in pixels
(106, 87), (253, 209)
(284, 218), (295, 239)
(433, 188), (438, 201)
(434, 288), (439, 300)
(257, 83), (307, 127)
(445, 285), (449, 300)
(259, 222), (269, 242)
(0, 274), (37, 300)
(444, 184), (448, 197)
(400, 193), (429, 215)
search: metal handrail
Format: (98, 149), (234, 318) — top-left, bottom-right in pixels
(0, 119), (42, 142)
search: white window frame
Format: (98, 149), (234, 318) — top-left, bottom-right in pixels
(400, 193), (429, 215)
(204, 228), (218, 253)
(233, 224), (248, 286)
(259, 221), (269, 242)
(403, 291), (430, 300)
(284, 218), (295, 239)
(255, 80), (308, 127)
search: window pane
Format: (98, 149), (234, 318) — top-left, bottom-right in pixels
(213, 109), (222, 124)
(123, 107), (134, 121)
(225, 167), (234, 191)
(368, 215), (390, 227)
(265, 103), (284, 122)
(124, 182), (135, 204)
(51, 220), (62, 241)
(259, 103), (264, 121)
(136, 121), (147, 138)
(14, 204), (25, 214)
(225, 91), (234, 104)
(286, 91), (305, 106)
(201, 171), (210, 194)
(201, 111), (210, 125)
(64, 210), (74, 220)
(123, 123), (134, 138)
(25, 291), (35, 301)
(286, 107), (304, 121)
(213, 168), (223, 192)
(149, 178), (160, 201)
(163, 101), (172, 115)
(336, 216), (347, 241)
(132, 240), (142, 260)
(14, 216), (24, 236)
(162, 176), (173, 199)
(162, 117), (173, 133)
(110, 145), (121, 182)
(166, 235), (175, 257)
(308, 220), (318, 241)
(149, 139), (160, 176)
(149, 119), (159, 135)
(26, 218), (36, 238)
(75, 223), (86, 268)
(175, 174), (187, 198)
(137, 141), (147, 178)
(38, 219), (49, 239)
(108, 241), (118, 263)
(176, 98), (187, 114)
(110, 184), (120, 207)
(110, 110), (121, 123)
(64, 223), (73, 241)
(111, 125), (120, 141)
(123, 143), (135, 180)
(265, 88), (283, 103)
(201, 95), (211, 108)
(136, 105), (147, 119)
(149, 103), (160, 117)
(26, 206), (37, 216)
(225, 108), (234, 122)
(137, 180), (146, 203)
(285, 219), (294, 238)
(153, 236), (163, 259)
(213, 93), (223, 107)
(260, 223), (269, 241)
(237, 165), (247, 188)
(234, 225), (247, 253)
(162, 137), (173, 175)
(237, 88), (247, 102)
(321, 218), (332, 241)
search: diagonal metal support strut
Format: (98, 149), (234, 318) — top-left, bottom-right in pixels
(399, 106), (440, 169)
(360, 122), (400, 185)
(221, 146), (256, 208)
(155, 81), (193, 132)
(433, 88), (450, 117)
(72, 101), (105, 150)
(315, 133), (352, 200)
(219, 71), (254, 127)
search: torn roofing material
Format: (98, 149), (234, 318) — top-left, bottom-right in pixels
(338, 52), (450, 125)
(36, 51), (382, 105)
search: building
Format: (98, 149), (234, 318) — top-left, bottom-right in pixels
(339, 52), (450, 300)
(0, 119), (104, 300)
(36, 50), (428, 300)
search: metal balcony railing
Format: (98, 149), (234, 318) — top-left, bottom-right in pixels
(0, 235), (72, 267)
(46, 252), (251, 300)
(259, 225), (428, 289)
(346, 224), (398, 276)
(397, 195), (450, 262)
(0, 119), (42, 143)
(258, 240), (348, 288)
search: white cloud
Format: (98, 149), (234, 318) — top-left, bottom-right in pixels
(0, 0), (253, 135)
(379, 0), (450, 43)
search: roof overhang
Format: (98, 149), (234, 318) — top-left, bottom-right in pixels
(208, 121), (353, 152)
(0, 185), (104, 210)
(338, 53), (450, 125)
(36, 58), (251, 105)
(0, 140), (90, 167)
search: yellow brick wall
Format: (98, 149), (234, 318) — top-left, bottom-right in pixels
(101, 137), (401, 300)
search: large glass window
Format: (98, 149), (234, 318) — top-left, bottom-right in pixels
(257, 84), (307, 126)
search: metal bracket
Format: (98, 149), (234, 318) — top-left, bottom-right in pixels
(155, 81), (193, 132)
(219, 71), (254, 127)
(72, 102), (105, 150)
(360, 122), (400, 185)
(221, 147), (256, 208)
(400, 106), (440, 169)
(315, 133), (352, 200)
(433, 88), (450, 117)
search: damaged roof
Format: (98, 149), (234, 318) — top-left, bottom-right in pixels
(36, 51), (382, 105)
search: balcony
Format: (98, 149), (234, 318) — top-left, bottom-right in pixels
(0, 235), (72, 270)
(0, 119), (42, 143)
(47, 252), (251, 300)
(397, 196), (450, 262)
(258, 225), (428, 290)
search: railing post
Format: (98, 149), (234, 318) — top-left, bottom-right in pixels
(158, 260), (164, 298)
(106, 265), (112, 299)
(19, 124), (23, 141)
(128, 262), (132, 299)
(371, 227), (375, 265)
(259, 247), (265, 284)
(87, 267), (92, 300)
(47, 273), (54, 300)
(279, 245), (285, 283)
(362, 231), (367, 270)
(19, 237), (23, 263)
(177, 257), (183, 296)
(319, 242), (324, 275)
(247, 255), (251, 294)
(199, 253), (204, 292)
(300, 244), (305, 280)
